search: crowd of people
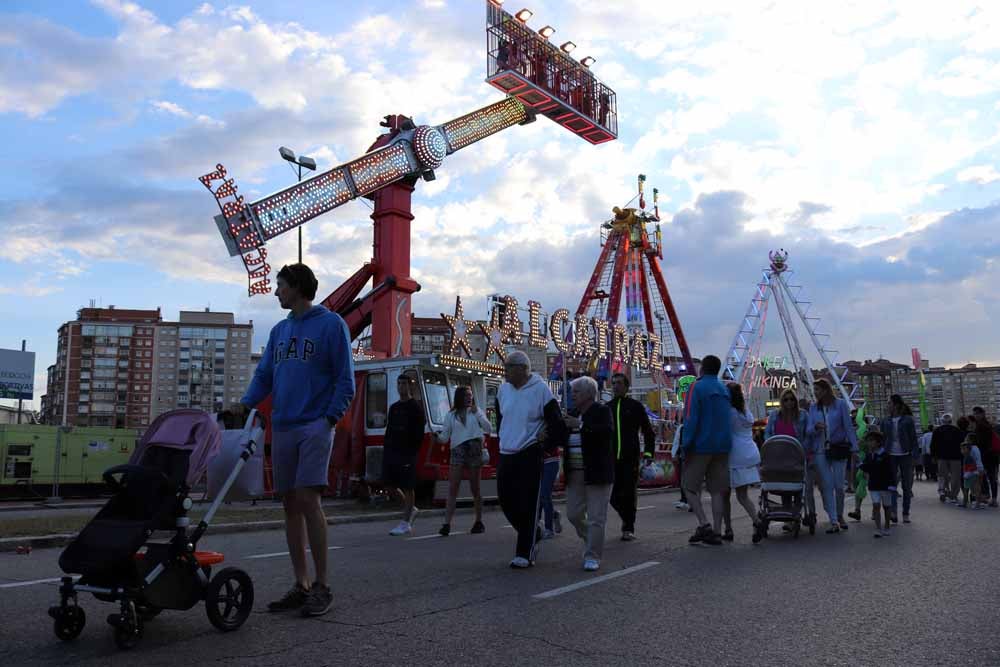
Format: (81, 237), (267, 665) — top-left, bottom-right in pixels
(232, 262), (1000, 617)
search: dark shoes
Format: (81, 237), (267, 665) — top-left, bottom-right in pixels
(621, 531), (637, 542)
(267, 583), (309, 613)
(471, 521), (485, 534)
(847, 510), (861, 521)
(301, 583), (333, 617)
(722, 530), (734, 542)
(689, 524), (722, 546)
(439, 523), (451, 536)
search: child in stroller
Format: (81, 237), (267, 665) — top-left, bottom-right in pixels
(754, 434), (817, 540)
(47, 408), (258, 650)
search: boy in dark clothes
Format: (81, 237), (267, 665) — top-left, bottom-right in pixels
(383, 374), (427, 536)
(859, 431), (896, 538)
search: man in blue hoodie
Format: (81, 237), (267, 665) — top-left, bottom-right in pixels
(236, 263), (355, 618)
(681, 355), (733, 546)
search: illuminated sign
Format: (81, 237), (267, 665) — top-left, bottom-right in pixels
(441, 295), (663, 374)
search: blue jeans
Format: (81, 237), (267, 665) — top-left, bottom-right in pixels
(890, 455), (914, 516)
(814, 453), (848, 523)
(539, 459), (560, 530)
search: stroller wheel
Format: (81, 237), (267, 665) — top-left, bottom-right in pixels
(51, 605), (86, 641)
(205, 567), (254, 632)
(110, 601), (143, 650)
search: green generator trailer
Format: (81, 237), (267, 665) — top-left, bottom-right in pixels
(0, 424), (142, 498)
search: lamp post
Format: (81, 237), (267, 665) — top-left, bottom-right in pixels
(278, 146), (317, 263)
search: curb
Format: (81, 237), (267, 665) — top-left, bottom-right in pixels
(0, 486), (677, 553)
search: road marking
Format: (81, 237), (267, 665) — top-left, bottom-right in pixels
(532, 561), (661, 600)
(246, 546), (343, 560)
(406, 532), (467, 541)
(0, 577), (67, 589)
(503, 524), (512, 528)
(637, 506), (655, 511)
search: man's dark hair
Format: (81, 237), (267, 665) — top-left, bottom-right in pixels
(612, 372), (630, 389)
(973, 406), (985, 415)
(276, 263), (319, 300)
(701, 355), (722, 376)
(889, 394), (913, 416)
(866, 430), (885, 443)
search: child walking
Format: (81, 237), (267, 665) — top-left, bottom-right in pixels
(960, 435), (985, 509)
(859, 431), (895, 538)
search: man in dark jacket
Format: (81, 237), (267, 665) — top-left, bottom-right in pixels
(972, 407), (999, 506)
(608, 373), (656, 541)
(563, 375), (615, 571)
(931, 413), (964, 503)
(383, 373), (427, 536)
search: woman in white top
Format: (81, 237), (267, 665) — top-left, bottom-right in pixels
(435, 386), (492, 536)
(721, 382), (761, 542)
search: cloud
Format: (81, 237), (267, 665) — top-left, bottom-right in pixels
(956, 164), (1000, 185)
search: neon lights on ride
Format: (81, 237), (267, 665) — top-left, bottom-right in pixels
(441, 296), (476, 357)
(348, 144), (413, 194)
(538, 25), (555, 38)
(526, 301), (547, 347)
(412, 126), (447, 169)
(548, 308), (571, 354)
(252, 170), (354, 240)
(514, 8), (533, 22)
(440, 97), (528, 152)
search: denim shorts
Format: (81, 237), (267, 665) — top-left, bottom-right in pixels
(271, 418), (334, 494)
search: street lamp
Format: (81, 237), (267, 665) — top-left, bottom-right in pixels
(279, 146), (317, 263)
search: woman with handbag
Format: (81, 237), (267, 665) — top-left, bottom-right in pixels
(436, 386), (493, 536)
(808, 379), (858, 533)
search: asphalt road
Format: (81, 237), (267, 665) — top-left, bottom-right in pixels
(2, 480), (998, 667)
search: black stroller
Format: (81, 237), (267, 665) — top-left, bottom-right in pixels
(48, 409), (258, 649)
(754, 435), (817, 540)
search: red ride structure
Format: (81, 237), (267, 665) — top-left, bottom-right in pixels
(198, 2), (618, 499)
(574, 175), (695, 383)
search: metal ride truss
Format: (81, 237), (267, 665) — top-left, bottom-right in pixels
(576, 175), (695, 380)
(723, 250), (862, 410)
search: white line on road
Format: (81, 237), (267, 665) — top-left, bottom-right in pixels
(246, 546), (343, 560)
(0, 577), (68, 589)
(637, 506), (655, 511)
(532, 561), (661, 600)
(406, 532), (466, 541)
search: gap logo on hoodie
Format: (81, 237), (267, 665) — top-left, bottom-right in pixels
(242, 305), (356, 432)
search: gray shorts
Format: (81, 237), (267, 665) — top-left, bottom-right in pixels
(271, 418), (334, 494)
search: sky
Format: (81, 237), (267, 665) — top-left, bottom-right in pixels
(2, 0), (1000, 409)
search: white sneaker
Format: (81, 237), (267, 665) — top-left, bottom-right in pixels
(389, 521), (412, 536)
(674, 501), (690, 511)
(509, 557), (531, 569)
(881, 528), (891, 537)
(583, 559), (600, 572)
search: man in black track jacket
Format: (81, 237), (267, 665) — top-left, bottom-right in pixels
(607, 373), (656, 541)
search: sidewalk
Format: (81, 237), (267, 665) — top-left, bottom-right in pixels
(0, 487), (677, 552)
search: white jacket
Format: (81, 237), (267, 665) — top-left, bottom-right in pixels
(436, 409), (492, 449)
(497, 374), (556, 454)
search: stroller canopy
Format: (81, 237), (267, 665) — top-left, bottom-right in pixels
(129, 409), (222, 487)
(760, 435), (806, 484)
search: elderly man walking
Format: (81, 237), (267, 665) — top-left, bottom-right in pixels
(681, 355), (733, 546)
(563, 376), (616, 571)
(932, 414), (964, 503)
(496, 351), (567, 569)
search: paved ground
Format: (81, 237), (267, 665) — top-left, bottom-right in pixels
(2, 479), (998, 666)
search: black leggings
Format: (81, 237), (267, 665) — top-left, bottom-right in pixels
(498, 445), (543, 560)
(982, 456), (999, 501)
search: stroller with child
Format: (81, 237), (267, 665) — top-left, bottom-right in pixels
(47, 409), (259, 649)
(754, 435), (817, 540)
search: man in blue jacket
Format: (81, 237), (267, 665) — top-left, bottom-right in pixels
(681, 355), (732, 545)
(236, 263), (355, 617)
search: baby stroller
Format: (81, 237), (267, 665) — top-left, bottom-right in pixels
(754, 435), (817, 540)
(48, 409), (258, 649)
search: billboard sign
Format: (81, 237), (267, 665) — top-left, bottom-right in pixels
(0, 348), (35, 400)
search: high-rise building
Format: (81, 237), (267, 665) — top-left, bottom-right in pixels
(42, 306), (254, 428)
(44, 307), (162, 428)
(150, 310), (254, 420)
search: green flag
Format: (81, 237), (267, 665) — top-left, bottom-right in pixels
(855, 402), (868, 440)
(917, 370), (931, 430)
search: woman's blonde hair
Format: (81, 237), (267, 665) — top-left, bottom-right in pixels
(779, 388), (799, 420)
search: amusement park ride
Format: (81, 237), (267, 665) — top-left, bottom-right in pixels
(573, 175), (695, 382)
(722, 250), (863, 411)
(198, 1), (625, 499)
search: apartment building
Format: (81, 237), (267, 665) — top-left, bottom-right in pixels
(42, 306), (254, 428)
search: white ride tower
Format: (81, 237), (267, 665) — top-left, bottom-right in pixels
(723, 250), (862, 411)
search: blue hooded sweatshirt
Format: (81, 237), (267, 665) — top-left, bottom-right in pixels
(681, 374), (733, 455)
(242, 306), (356, 431)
